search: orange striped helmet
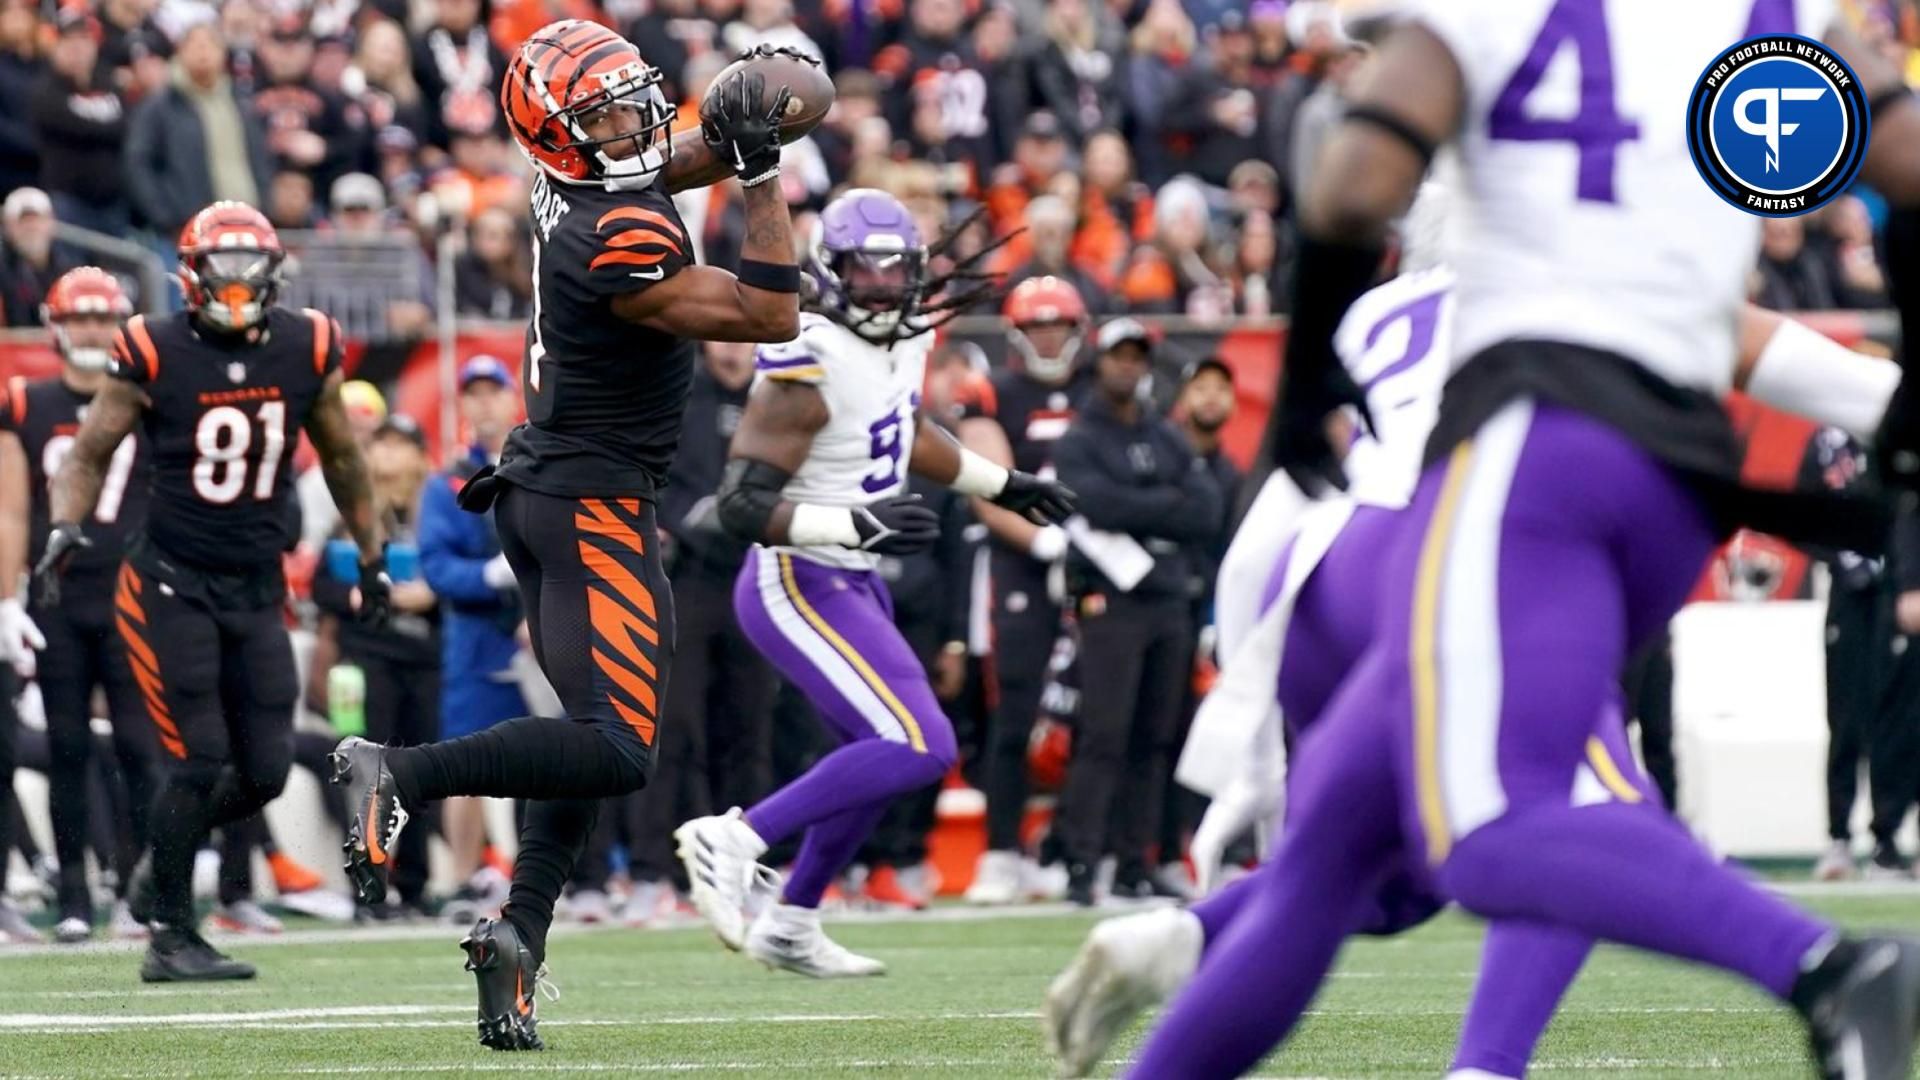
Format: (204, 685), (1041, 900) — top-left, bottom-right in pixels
(501, 20), (675, 192)
(42, 267), (131, 373)
(1003, 276), (1088, 382)
(176, 202), (286, 334)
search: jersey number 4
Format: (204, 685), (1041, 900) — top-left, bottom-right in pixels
(193, 401), (287, 505)
(1487, 0), (1641, 204)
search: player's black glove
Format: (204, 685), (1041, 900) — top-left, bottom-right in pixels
(355, 555), (393, 626)
(851, 494), (941, 555)
(992, 471), (1077, 525)
(1272, 365), (1370, 498)
(701, 65), (793, 188)
(31, 522), (90, 609)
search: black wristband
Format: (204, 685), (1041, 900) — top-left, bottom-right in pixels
(1344, 104), (1438, 166)
(738, 258), (801, 294)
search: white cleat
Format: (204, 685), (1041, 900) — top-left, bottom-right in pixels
(54, 916), (91, 944)
(1025, 858), (1070, 902)
(1044, 907), (1203, 1078)
(1815, 840), (1857, 882)
(965, 849), (1022, 905)
(674, 808), (769, 951)
(109, 900), (149, 941)
(211, 899), (284, 935)
(567, 888), (613, 924)
(745, 903), (886, 978)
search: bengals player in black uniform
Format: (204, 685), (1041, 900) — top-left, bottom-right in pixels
(956, 276), (1095, 905)
(0, 268), (162, 944)
(40, 203), (386, 983)
(329, 21), (804, 1050)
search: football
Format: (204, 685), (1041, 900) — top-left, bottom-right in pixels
(711, 49), (836, 140)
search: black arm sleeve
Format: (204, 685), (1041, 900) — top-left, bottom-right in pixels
(936, 491), (974, 645)
(716, 457), (794, 544)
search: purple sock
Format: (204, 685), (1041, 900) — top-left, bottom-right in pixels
(1440, 803), (1829, 999)
(746, 740), (945, 847)
(781, 802), (892, 908)
(1451, 920), (1591, 1077)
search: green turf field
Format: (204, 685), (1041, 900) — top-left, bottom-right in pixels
(0, 888), (1915, 1078)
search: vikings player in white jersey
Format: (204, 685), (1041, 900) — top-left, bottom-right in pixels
(673, 189), (1074, 976)
(1042, 187), (1901, 1075)
(1117, 1), (1920, 1077)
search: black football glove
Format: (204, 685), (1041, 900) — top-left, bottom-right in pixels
(1273, 365), (1371, 499)
(851, 494), (941, 555)
(31, 522), (90, 609)
(355, 555), (393, 626)
(735, 43), (821, 67)
(991, 471), (1076, 525)
(701, 66), (793, 187)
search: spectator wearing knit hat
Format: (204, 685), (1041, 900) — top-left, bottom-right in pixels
(1008, 195), (1112, 316)
(124, 18), (272, 235)
(33, 9), (129, 236)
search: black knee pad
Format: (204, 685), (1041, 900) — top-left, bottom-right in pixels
(241, 750), (293, 804)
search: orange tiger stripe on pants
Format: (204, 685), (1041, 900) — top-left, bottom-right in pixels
(576, 499), (660, 746)
(114, 564), (185, 759)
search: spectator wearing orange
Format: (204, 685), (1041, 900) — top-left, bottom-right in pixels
(0, 0), (43, 196)
(1009, 195), (1112, 315)
(429, 99), (520, 220)
(1030, 0), (1127, 144)
(1072, 130), (1154, 290)
(987, 112), (1073, 240)
(1121, 176), (1230, 319)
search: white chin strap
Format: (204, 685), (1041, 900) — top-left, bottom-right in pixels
(597, 144), (669, 191)
(1016, 332), (1080, 383)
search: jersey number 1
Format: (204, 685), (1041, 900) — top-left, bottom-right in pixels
(1487, 0), (1641, 204)
(193, 401), (287, 505)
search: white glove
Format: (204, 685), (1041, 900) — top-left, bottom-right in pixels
(1189, 773), (1280, 897)
(1029, 524), (1068, 563)
(0, 597), (46, 680)
(482, 554), (517, 591)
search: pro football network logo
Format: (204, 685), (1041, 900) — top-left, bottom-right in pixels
(1686, 34), (1869, 217)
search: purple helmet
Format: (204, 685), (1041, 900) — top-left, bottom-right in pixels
(806, 188), (928, 342)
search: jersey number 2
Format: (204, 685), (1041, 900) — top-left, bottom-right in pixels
(1487, 0), (1641, 204)
(193, 401), (287, 505)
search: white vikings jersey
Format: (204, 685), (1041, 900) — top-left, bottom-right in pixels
(754, 313), (934, 571)
(1335, 266), (1455, 510)
(1406, 0), (1836, 393)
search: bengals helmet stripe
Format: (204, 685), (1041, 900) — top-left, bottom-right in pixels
(502, 19), (675, 192)
(176, 202), (286, 334)
(43, 266), (133, 321)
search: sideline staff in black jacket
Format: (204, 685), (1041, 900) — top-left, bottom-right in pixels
(1049, 317), (1223, 903)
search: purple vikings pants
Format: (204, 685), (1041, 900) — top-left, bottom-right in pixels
(732, 547), (957, 908)
(1137, 401), (1832, 1078)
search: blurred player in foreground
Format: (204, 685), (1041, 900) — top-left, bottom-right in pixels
(673, 187), (1075, 975)
(1043, 185), (1905, 1076)
(1114, 3), (1920, 1077)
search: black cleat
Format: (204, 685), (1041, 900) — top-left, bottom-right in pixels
(1794, 936), (1920, 1080)
(141, 926), (256, 983)
(125, 853), (155, 927)
(1066, 862), (1096, 908)
(330, 736), (410, 906)
(461, 918), (548, 1051)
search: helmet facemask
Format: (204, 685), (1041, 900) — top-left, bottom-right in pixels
(183, 249), (286, 333)
(817, 241), (928, 343)
(48, 312), (118, 373)
(1009, 318), (1083, 383)
(531, 59), (676, 192)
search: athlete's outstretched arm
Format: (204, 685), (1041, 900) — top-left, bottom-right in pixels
(717, 378), (828, 545)
(1267, 22), (1462, 492)
(0, 430), (26, 596)
(1733, 306), (1898, 440)
(956, 415), (1047, 553)
(304, 369), (383, 563)
(908, 417), (1075, 525)
(49, 377), (142, 526)
(611, 179), (800, 342)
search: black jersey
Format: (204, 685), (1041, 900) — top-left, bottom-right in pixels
(0, 374), (150, 586)
(108, 307), (342, 573)
(962, 365), (1095, 476)
(497, 171), (698, 500)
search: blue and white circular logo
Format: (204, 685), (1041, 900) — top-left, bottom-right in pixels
(1687, 34), (1869, 217)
